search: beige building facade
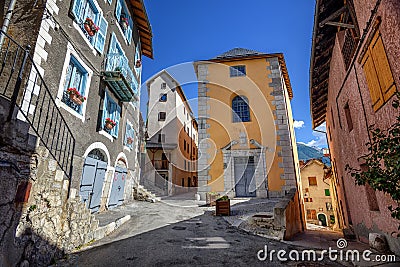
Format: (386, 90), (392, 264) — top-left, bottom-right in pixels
(300, 159), (336, 227)
(144, 70), (198, 195)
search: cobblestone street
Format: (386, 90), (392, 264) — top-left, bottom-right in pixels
(56, 200), (348, 267)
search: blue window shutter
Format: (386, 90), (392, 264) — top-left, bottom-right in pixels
(115, 0), (122, 19)
(71, 0), (82, 21)
(102, 92), (109, 129)
(126, 24), (132, 45)
(94, 14), (108, 54)
(108, 0), (112, 4)
(106, 34), (117, 71)
(130, 127), (135, 148)
(110, 103), (120, 137)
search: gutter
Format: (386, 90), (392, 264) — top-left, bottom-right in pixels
(0, 0), (17, 47)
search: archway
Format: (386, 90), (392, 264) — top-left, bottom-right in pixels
(79, 148), (108, 213)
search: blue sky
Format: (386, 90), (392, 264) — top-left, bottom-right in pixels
(140, 0), (328, 148)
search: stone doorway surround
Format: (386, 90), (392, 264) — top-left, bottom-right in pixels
(222, 139), (268, 198)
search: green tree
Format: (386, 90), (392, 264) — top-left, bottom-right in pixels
(346, 93), (400, 228)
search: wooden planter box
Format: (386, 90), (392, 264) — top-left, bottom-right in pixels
(216, 199), (230, 216)
(206, 193), (220, 206)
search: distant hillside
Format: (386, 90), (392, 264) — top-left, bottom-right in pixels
(297, 143), (331, 166)
(297, 143), (323, 161)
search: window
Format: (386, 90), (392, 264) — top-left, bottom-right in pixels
(184, 160), (186, 171)
(326, 202), (333, 211)
(308, 176), (317, 186)
(134, 43), (141, 77)
(325, 189), (330, 196)
(232, 96), (250, 122)
(181, 178), (185, 187)
(70, 0), (108, 53)
(230, 65), (246, 77)
(161, 83), (166, 89)
(124, 122), (135, 149)
(184, 140), (186, 150)
(331, 108), (335, 129)
(306, 209), (317, 220)
(344, 103), (353, 132)
(361, 30), (396, 112)
(159, 94), (167, 102)
(158, 134), (165, 143)
(158, 112), (166, 121)
(61, 56), (88, 114)
(115, 0), (133, 44)
(365, 183), (380, 211)
(304, 198), (309, 203)
(341, 29), (357, 69)
(188, 177), (191, 187)
(102, 90), (121, 138)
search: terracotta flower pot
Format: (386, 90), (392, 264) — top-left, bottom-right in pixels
(121, 21), (128, 31)
(105, 122), (114, 130)
(127, 138), (133, 144)
(69, 94), (82, 106)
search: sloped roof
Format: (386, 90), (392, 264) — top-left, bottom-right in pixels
(213, 48), (264, 60)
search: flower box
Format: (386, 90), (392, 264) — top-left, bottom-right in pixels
(135, 59), (142, 68)
(66, 87), (86, 106)
(216, 197), (230, 216)
(127, 137), (133, 144)
(120, 17), (129, 31)
(84, 17), (99, 37)
(105, 118), (116, 130)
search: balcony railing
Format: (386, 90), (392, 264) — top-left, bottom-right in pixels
(102, 53), (138, 102)
(152, 160), (169, 170)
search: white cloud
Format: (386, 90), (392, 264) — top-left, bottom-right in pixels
(293, 120), (305, 129)
(305, 122), (328, 148)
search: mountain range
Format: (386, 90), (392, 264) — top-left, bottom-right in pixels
(296, 143), (331, 166)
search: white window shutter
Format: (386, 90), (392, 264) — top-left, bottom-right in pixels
(94, 14), (108, 54)
(107, 0), (112, 4)
(114, 104), (121, 137)
(102, 92), (109, 129)
(106, 34), (117, 71)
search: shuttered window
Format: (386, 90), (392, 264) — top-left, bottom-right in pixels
(102, 90), (121, 138)
(124, 122), (135, 149)
(115, 0), (133, 44)
(70, 0), (108, 53)
(361, 31), (396, 111)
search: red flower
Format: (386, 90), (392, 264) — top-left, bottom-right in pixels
(105, 118), (116, 126)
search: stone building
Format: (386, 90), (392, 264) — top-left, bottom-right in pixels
(194, 48), (302, 201)
(0, 0), (152, 264)
(310, 0), (400, 253)
(300, 159), (337, 228)
(143, 70), (198, 196)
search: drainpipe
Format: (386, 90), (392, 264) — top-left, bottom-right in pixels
(0, 0), (17, 47)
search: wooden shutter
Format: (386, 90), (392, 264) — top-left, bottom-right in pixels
(362, 51), (384, 111)
(94, 14), (108, 54)
(370, 32), (396, 102)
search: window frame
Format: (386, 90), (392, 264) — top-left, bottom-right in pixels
(115, 0), (133, 44)
(230, 65), (246, 77)
(124, 120), (135, 150)
(308, 176), (317, 186)
(101, 89), (121, 138)
(158, 112), (166, 121)
(70, 0), (108, 54)
(159, 94), (167, 102)
(56, 43), (92, 122)
(232, 95), (250, 123)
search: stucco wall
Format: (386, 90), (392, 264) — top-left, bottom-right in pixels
(324, 0), (400, 253)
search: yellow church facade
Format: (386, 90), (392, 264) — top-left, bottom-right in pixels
(195, 48), (300, 200)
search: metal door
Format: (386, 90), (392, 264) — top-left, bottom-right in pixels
(108, 166), (127, 209)
(79, 157), (107, 213)
(234, 157), (256, 197)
